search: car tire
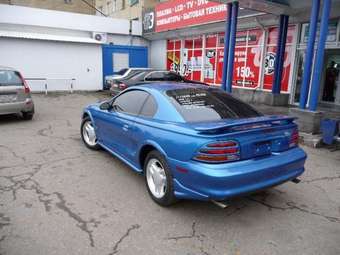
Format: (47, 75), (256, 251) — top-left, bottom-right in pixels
(22, 112), (34, 120)
(144, 150), (177, 206)
(80, 116), (100, 150)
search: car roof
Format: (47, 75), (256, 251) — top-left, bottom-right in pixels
(0, 66), (17, 71)
(129, 67), (154, 70)
(136, 82), (213, 92)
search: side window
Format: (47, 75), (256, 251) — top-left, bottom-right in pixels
(140, 95), (158, 117)
(112, 90), (149, 115)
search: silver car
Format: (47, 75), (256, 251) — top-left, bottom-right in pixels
(0, 66), (34, 120)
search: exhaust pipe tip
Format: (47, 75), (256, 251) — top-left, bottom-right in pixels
(211, 200), (229, 208)
(291, 178), (301, 184)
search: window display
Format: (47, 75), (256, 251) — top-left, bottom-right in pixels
(166, 25), (296, 93)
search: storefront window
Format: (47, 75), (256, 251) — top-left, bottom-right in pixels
(263, 26), (296, 92)
(167, 39), (181, 75)
(293, 50), (305, 103)
(166, 25), (296, 91)
(205, 34), (217, 48)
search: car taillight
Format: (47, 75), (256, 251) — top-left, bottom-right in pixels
(289, 129), (299, 148)
(118, 83), (127, 90)
(193, 140), (240, 163)
(18, 72), (30, 93)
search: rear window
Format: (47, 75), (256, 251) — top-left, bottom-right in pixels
(145, 71), (183, 82)
(116, 68), (128, 75)
(166, 88), (262, 122)
(0, 70), (23, 86)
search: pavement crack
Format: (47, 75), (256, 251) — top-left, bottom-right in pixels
(302, 175), (340, 184)
(248, 197), (340, 223)
(109, 224), (140, 255)
(0, 165), (42, 200)
(0, 144), (26, 162)
(166, 222), (210, 255)
(0, 154), (94, 172)
(0, 164), (100, 247)
(0, 213), (11, 230)
(54, 192), (100, 247)
(37, 124), (53, 137)
(0, 235), (6, 243)
(166, 222), (197, 241)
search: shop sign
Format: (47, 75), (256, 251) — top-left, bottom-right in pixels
(300, 21), (338, 44)
(143, 0), (227, 33)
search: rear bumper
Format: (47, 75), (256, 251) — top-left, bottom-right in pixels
(0, 98), (34, 115)
(168, 147), (307, 201)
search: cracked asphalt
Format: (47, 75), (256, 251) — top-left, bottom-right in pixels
(0, 92), (340, 255)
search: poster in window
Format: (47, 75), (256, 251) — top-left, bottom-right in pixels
(204, 49), (216, 84)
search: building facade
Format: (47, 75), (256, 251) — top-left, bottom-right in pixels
(95, 0), (159, 20)
(0, 4), (148, 92)
(145, 0), (340, 110)
(0, 0), (96, 14)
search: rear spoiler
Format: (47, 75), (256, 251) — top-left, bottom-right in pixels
(192, 115), (296, 134)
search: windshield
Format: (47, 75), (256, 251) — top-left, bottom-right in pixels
(124, 70), (146, 79)
(0, 70), (23, 86)
(129, 71), (149, 81)
(166, 88), (262, 122)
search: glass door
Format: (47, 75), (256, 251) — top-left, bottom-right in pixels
(292, 50), (306, 104)
(321, 50), (340, 105)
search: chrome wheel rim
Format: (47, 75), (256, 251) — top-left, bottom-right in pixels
(146, 158), (167, 199)
(82, 120), (97, 146)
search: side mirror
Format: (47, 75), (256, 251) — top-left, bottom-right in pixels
(99, 102), (111, 111)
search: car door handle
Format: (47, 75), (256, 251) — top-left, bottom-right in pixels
(122, 124), (129, 131)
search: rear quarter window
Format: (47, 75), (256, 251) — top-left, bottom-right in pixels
(166, 88), (262, 122)
(0, 70), (23, 86)
(140, 95), (158, 117)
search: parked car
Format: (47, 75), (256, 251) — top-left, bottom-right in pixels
(104, 68), (152, 90)
(0, 66), (34, 120)
(109, 70), (208, 95)
(81, 83), (306, 206)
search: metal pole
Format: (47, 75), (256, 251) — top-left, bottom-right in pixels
(308, 0), (331, 111)
(45, 81), (48, 95)
(299, 0), (320, 109)
(70, 79), (74, 93)
(221, 3), (232, 91)
(276, 15), (289, 94)
(226, 1), (239, 93)
(272, 15), (285, 94)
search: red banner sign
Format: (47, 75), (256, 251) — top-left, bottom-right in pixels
(154, 0), (227, 33)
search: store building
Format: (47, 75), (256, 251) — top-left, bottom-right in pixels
(0, 0), (96, 15)
(0, 4), (148, 92)
(95, 0), (159, 20)
(144, 0), (340, 117)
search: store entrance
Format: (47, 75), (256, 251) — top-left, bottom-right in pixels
(321, 50), (340, 105)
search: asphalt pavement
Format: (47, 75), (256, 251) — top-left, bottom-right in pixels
(0, 92), (339, 255)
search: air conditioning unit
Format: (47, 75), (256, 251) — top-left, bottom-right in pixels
(92, 32), (107, 43)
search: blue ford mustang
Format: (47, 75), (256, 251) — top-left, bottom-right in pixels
(81, 83), (306, 206)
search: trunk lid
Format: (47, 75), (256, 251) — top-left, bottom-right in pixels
(189, 115), (297, 160)
(0, 69), (26, 103)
